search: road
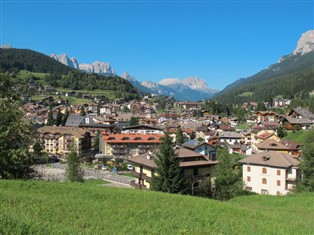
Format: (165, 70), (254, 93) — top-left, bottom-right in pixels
(35, 163), (135, 188)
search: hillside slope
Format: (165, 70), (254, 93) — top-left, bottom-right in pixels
(0, 48), (73, 74)
(214, 51), (314, 104)
(0, 180), (313, 234)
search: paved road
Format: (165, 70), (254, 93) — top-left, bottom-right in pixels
(36, 163), (135, 188)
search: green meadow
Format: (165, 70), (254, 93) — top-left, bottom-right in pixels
(0, 180), (313, 234)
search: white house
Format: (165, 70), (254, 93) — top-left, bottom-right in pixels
(218, 131), (243, 145)
(239, 151), (300, 195)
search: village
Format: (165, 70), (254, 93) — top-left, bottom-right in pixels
(20, 90), (314, 196)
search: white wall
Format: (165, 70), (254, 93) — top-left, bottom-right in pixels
(242, 164), (294, 195)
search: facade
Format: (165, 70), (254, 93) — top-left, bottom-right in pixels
(128, 147), (218, 190)
(239, 151), (300, 195)
(37, 126), (93, 157)
(101, 133), (164, 159)
(218, 131), (243, 145)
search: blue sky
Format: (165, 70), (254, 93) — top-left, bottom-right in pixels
(1, 0), (313, 90)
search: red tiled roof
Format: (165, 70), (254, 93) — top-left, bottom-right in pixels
(102, 133), (164, 143)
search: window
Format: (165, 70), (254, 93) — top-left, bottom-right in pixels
(277, 180), (281, 186)
(262, 168), (267, 174)
(277, 170), (281, 176)
(247, 176), (251, 182)
(262, 178), (267, 184)
(247, 166), (251, 172)
(276, 191), (281, 196)
(261, 189), (269, 195)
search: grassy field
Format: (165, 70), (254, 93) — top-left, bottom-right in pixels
(283, 130), (309, 144)
(238, 92), (254, 97)
(0, 180), (313, 234)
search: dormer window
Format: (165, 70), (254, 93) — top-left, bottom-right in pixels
(134, 137), (142, 140)
(148, 137), (156, 140)
(122, 137), (130, 140)
(108, 137), (116, 140)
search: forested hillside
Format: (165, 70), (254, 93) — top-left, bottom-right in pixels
(0, 48), (73, 74)
(0, 48), (140, 101)
(214, 51), (314, 104)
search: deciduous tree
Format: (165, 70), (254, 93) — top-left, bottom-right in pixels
(65, 148), (84, 182)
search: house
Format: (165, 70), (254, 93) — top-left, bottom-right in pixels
(239, 151), (301, 195)
(37, 126), (93, 157)
(282, 117), (314, 130)
(128, 147), (218, 190)
(288, 107), (314, 120)
(272, 98), (291, 108)
(254, 111), (279, 124)
(255, 139), (290, 154)
(101, 133), (164, 159)
(217, 131), (243, 145)
(181, 140), (216, 160)
(279, 140), (303, 157)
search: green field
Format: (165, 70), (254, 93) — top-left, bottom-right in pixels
(1, 180), (313, 234)
(238, 92), (254, 97)
(283, 130), (309, 144)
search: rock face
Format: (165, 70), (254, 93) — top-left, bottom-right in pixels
(50, 53), (115, 74)
(50, 53), (79, 69)
(79, 61), (115, 74)
(293, 30), (314, 55)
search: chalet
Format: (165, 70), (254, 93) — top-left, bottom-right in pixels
(255, 139), (290, 154)
(181, 140), (217, 160)
(128, 147), (218, 190)
(272, 98), (291, 108)
(288, 107), (314, 120)
(282, 117), (313, 130)
(217, 131), (243, 145)
(254, 111), (279, 124)
(239, 151), (301, 195)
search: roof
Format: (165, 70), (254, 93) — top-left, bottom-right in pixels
(37, 126), (90, 139)
(122, 125), (163, 131)
(239, 151), (300, 168)
(256, 139), (290, 150)
(102, 133), (164, 143)
(280, 139), (303, 150)
(65, 114), (85, 127)
(284, 117), (314, 125)
(218, 131), (242, 139)
(290, 107), (314, 119)
(128, 148), (217, 169)
(181, 140), (214, 151)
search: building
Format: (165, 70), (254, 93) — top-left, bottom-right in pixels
(101, 133), (164, 160)
(288, 107), (314, 120)
(128, 146), (217, 190)
(239, 151), (300, 195)
(121, 125), (164, 135)
(37, 126), (93, 157)
(217, 131), (243, 145)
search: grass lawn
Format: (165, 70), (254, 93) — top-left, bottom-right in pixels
(0, 180), (313, 234)
(32, 94), (94, 105)
(283, 130), (309, 144)
(236, 123), (250, 130)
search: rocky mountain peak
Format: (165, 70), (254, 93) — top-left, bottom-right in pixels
(293, 30), (314, 55)
(79, 61), (115, 75)
(121, 72), (136, 82)
(182, 77), (208, 91)
(159, 78), (182, 86)
(50, 53), (79, 69)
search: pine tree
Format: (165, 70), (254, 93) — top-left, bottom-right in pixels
(93, 131), (100, 152)
(176, 127), (184, 145)
(47, 109), (55, 126)
(213, 147), (243, 201)
(80, 105), (86, 116)
(0, 74), (36, 179)
(61, 108), (69, 126)
(297, 129), (314, 192)
(129, 116), (139, 126)
(65, 148), (84, 182)
(151, 134), (187, 194)
(55, 109), (63, 126)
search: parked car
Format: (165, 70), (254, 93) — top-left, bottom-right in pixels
(101, 165), (109, 171)
(127, 164), (134, 171)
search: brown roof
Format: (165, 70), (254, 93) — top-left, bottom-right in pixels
(37, 126), (90, 139)
(256, 139), (289, 150)
(284, 117), (314, 125)
(239, 151), (300, 168)
(128, 147), (217, 169)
